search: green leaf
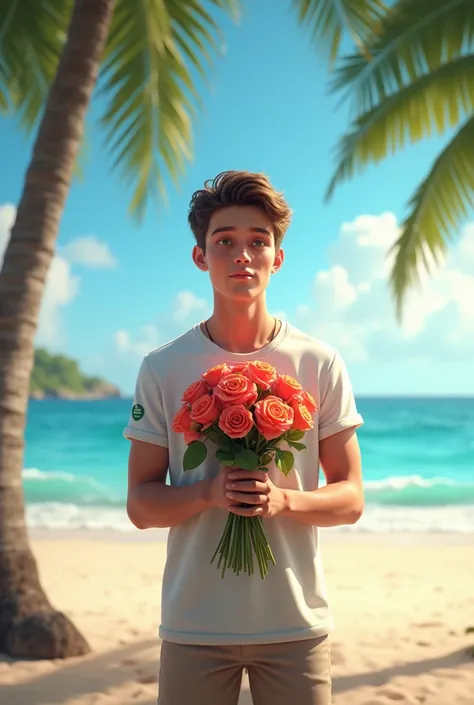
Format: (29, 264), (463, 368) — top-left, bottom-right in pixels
(215, 449), (236, 466)
(0, 0), (73, 129)
(206, 427), (235, 452)
(234, 448), (260, 470)
(183, 440), (207, 471)
(389, 114), (474, 320)
(326, 54), (474, 202)
(287, 429), (305, 442)
(259, 452), (274, 466)
(292, 0), (386, 66)
(332, 0), (474, 114)
(275, 449), (295, 477)
(288, 441), (307, 451)
(99, 0), (237, 219)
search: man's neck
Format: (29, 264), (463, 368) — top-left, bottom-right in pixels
(204, 297), (279, 354)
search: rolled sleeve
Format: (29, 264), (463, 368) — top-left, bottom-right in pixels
(123, 356), (168, 447)
(318, 350), (363, 441)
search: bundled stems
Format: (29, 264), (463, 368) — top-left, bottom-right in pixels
(210, 513), (276, 579)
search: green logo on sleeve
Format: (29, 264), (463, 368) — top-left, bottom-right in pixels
(132, 403), (145, 421)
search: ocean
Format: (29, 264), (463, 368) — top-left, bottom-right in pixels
(23, 397), (474, 534)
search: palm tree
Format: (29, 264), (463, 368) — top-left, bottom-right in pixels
(320, 0), (474, 319)
(0, 0), (383, 659)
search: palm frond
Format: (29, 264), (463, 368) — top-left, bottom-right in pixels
(325, 54), (474, 199)
(332, 0), (474, 114)
(389, 114), (474, 319)
(0, 0), (72, 130)
(99, 0), (236, 219)
(292, 0), (387, 64)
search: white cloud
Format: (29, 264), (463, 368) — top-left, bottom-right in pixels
(1, 204), (116, 348)
(0, 203), (16, 256)
(113, 290), (209, 360)
(114, 325), (160, 358)
(60, 235), (117, 269)
(172, 290), (209, 322)
(305, 213), (474, 363)
(0, 204), (80, 347)
(36, 257), (80, 346)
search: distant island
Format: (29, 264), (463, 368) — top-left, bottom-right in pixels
(30, 348), (123, 400)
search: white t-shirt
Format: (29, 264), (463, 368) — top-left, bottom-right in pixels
(123, 321), (363, 645)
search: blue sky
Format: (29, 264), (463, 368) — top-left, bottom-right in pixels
(1, 1), (473, 396)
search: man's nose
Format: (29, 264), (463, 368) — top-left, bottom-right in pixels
(234, 248), (251, 263)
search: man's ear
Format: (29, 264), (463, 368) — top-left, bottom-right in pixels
(272, 248), (284, 273)
(192, 245), (208, 271)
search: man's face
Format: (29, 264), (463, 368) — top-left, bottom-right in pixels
(193, 205), (284, 302)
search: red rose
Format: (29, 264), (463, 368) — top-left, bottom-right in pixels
(190, 394), (220, 429)
(218, 404), (254, 439)
(289, 390), (317, 413)
(291, 402), (314, 432)
(272, 374), (302, 401)
(254, 395), (294, 440)
(182, 379), (209, 404)
(202, 363), (231, 388)
(246, 361), (277, 390)
(172, 404), (193, 433)
(214, 373), (258, 407)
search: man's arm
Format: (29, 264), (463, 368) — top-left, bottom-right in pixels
(280, 427), (364, 526)
(126, 439), (213, 529)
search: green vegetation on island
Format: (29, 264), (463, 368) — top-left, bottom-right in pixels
(30, 348), (122, 399)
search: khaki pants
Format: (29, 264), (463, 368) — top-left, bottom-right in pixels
(157, 635), (331, 705)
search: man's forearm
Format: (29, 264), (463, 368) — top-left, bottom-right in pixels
(281, 481), (364, 527)
(127, 480), (212, 529)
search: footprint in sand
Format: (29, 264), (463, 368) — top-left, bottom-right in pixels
(377, 686), (418, 703)
(414, 621), (444, 628)
(137, 674), (158, 685)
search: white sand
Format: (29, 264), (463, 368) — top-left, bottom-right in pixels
(0, 530), (473, 704)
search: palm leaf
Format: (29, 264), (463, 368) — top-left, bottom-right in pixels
(292, 0), (387, 64)
(98, 0), (237, 220)
(0, 0), (72, 130)
(390, 114), (474, 319)
(325, 54), (474, 199)
(332, 0), (474, 114)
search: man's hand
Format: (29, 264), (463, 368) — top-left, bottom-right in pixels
(209, 466), (287, 518)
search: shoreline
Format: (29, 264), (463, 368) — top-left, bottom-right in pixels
(27, 526), (474, 545)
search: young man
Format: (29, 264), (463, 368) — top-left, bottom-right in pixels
(124, 170), (364, 705)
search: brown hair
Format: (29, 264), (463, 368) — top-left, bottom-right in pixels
(188, 170), (292, 250)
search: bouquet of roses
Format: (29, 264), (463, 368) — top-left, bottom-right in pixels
(172, 361), (317, 579)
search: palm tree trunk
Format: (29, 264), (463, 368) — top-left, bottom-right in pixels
(0, 0), (115, 659)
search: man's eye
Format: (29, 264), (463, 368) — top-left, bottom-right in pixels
(217, 238), (231, 246)
(253, 239), (267, 247)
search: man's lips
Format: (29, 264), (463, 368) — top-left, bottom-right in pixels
(230, 272), (254, 278)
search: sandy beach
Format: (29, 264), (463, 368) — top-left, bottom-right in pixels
(1, 530), (473, 705)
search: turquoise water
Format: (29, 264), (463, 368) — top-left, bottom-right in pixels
(23, 397), (474, 533)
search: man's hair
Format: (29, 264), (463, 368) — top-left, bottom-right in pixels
(188, 170), (292, 250)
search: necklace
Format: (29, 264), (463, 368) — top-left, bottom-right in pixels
(204, 317), (279, 346)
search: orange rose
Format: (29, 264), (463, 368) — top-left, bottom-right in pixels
(184, 429), (203, 445)
(289, 390), (318, 413)
(246, 361), (277, 390)
(272, 374), (302, 401)
(254, 395), (294, 440)
(190, 394), (220, 429)
(228, 363), (249, 375)
(214, 373), (258, 407)
(291, 402), (314, 432)
(202, 363), (230, 387)
(182, 379), (209, 404)
(172, 404), (193, 433)
(218, 404), (254, 439)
